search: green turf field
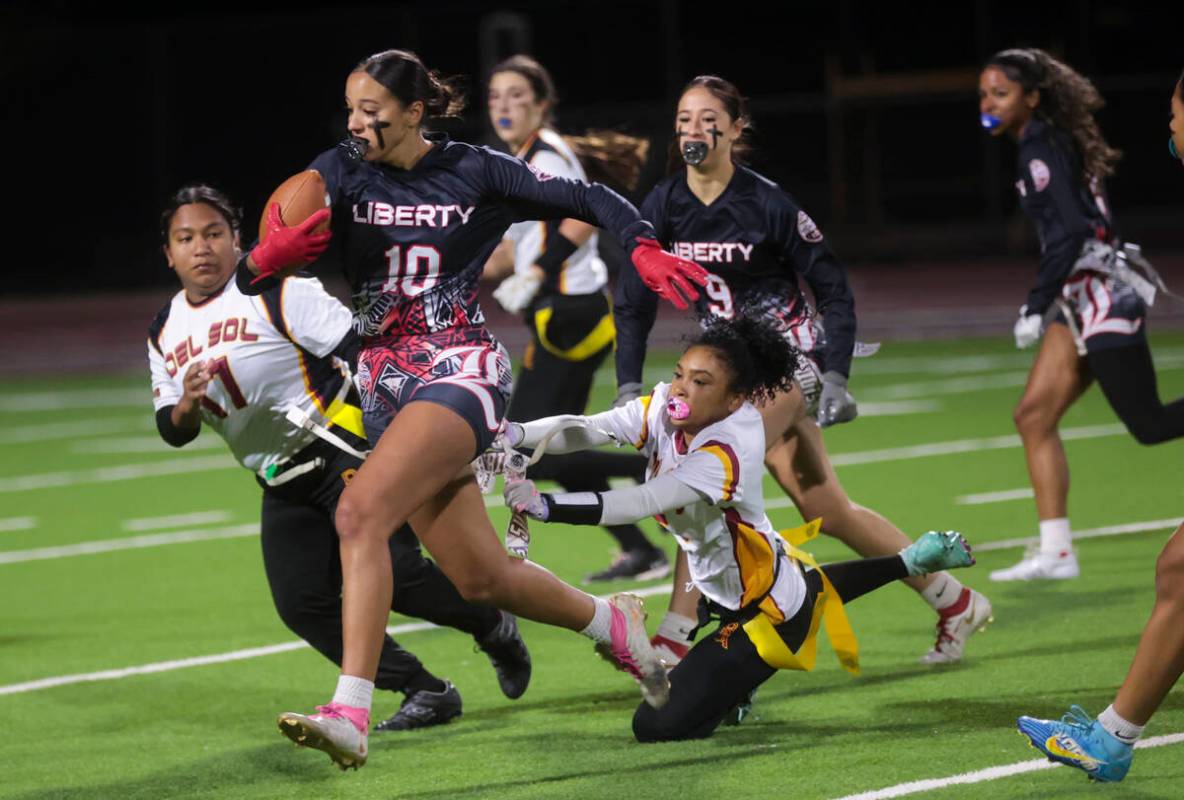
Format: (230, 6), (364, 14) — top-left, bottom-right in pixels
(3, 333), (1183, 799)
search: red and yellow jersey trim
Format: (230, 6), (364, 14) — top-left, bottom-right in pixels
(697, 439), (740, 501)
(632, 391), (654, 449)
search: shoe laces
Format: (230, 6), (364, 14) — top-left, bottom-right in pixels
(315, 702), (347, 719)
(1059, 705), (1097, 736)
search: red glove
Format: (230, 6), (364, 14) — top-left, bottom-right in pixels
(630, 237), (709, 310)
(249, 203), (332, 283)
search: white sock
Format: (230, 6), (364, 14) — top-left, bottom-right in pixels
(1098, 704), (1144, 744)
(332, 675), (375, 711)
(1038, 517), (1072, 556)
(656, 611), (697, 644)
(580, 597), (614, 645)
(919, 572), (965, 611)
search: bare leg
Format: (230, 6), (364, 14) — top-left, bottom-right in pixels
(760, 387), (934, 593)
(334, 401), (596, 682)
(1113, 524), (1184, 724)
(1013, 323), (1092, 521)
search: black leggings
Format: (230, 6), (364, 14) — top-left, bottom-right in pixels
(259, 444), (500, 694)
(632, 555), (907, 743)
(1087, 341), (1184, 445)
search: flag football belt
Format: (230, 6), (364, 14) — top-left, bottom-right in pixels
(532, 304), (616, 362)
(1069, 239), (1179, 309)
(697, 518), (861, 675)
(283, 377), (370, 463)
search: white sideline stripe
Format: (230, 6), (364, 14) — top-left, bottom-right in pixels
(0, 583), (673, 696)
(854, 400), (940, 417)
(0, 389), (146, 412)
(122, 510), (234, 532)
(829, 424), (1126, 467)
(0, 524), (259, 564)
(956, 488), (1034, 505)
(0, 454), (238, 493)
(0, 620), (436, 697)
(72, 436), (225, 455)
(0, 517), (36, 533)
(975, 518), (1183, 553)
(0, 418), (149, 444)
(830, 733), (1184, 800)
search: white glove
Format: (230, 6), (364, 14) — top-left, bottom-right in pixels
(816, 371), (858, 428)
(1013, 305), (1043, 349)
(504, 479), (549, 520)
(493, 272), (543, 314)
(614, 382), (643, 408)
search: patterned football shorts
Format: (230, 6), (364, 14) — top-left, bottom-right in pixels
(356, 326), (514, 456)
(1054, 271), (1147, 354)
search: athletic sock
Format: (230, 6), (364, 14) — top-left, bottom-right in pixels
(580, 597), (614, 645)
(402, 670), (447, 697)
(919, 572), (966, 611)
(655, 611), (697, 645)
(1098, 704), (1144, 744)
(333, 674), (375, 712)
(1038, 517), (1073, 556)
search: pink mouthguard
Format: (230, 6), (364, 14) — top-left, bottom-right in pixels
(667, 397), (691, 420)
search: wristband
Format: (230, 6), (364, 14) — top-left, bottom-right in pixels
(534, 233), (579, 277)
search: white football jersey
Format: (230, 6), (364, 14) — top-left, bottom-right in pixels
(504, 128), (607, 295)
(594, 382), (807, 621)
(148, 276), (358, 473)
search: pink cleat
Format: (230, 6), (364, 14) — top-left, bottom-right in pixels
(596, 593), (670, 708)
(277, 702), (369, 770)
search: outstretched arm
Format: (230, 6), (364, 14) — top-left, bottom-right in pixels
(506, 472), (705, 527)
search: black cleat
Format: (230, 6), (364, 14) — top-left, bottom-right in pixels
(374, 680), (462, 732)
(584, 548), (670, 583)
(477, 611), (532, 699)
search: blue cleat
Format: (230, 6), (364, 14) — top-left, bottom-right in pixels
(1017, 706), (1133, 782)
(900, 531), (975, 577)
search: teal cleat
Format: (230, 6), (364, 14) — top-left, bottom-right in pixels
(1017, 706), (1133, 783)
(900, 531), (975, 577)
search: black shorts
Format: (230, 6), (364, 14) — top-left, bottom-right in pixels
(1054, 271), (1147, 354)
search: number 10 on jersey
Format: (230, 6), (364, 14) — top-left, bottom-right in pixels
(382, 245), (441, 296)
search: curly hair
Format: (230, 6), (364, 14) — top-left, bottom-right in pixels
(688, 316), (799, 407)
(986, 48), (1121, 182)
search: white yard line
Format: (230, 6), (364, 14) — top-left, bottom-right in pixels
(72, 436), (226, 455)
(975, 518), (1183, 553)
(0, 454), (238, 493)
(829, 423), (1126, 467)
(956, 488), (1034, 505)
(121, 510), (234, 532)
(0, 517), (36, 533)
(0, 513), (1178, 697)
(0, 389), (147, 412)
(0, 584), (672, 696)
(0, 524), (259, 565)
(830, 733), (1184, 800)
(853, 400), (940, 417)
(0, 418), (150, 444)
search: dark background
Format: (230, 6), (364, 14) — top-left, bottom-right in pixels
(4, 0), (1181, 294)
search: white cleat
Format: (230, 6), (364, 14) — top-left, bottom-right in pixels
(989, 548), (1079, 582)
(918, 588), (993, 664)
(597, 593), (670, 708)
(277, 704), (368, 771)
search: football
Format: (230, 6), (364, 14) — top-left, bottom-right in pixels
(258, 170), (331, 242)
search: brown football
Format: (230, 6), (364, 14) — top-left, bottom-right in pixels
(258, 169), (331, 241)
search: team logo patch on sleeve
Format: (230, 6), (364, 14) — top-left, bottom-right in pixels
(796, 210), (824, 243)
(526, 163), (555, 182)
(1028, 159), (1051, 192)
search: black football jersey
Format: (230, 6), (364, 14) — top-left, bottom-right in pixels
(1013, 118), (1113, 315)
(302, 133), (652, 341)
(615, 165), (856, 386)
